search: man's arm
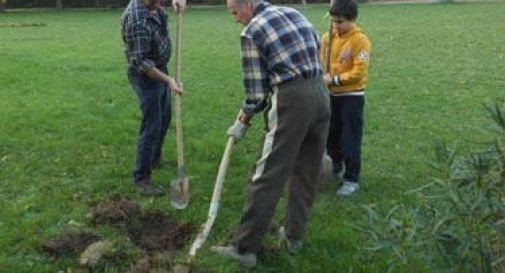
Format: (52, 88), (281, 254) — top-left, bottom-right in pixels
(128, 21), (156, 73)
(127, 21), (183, 94)
(145, 67), (183, 94)
(240, 35), (269, 118)
(172, 0), (186, 12)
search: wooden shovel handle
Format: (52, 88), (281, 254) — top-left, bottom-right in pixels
(325, 20), (333, 74)
(188, 136), (235, 257)
(174, 11), (184, 175)
(210, 137), (235, 206)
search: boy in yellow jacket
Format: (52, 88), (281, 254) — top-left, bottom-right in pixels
(320, 0), (371, 197)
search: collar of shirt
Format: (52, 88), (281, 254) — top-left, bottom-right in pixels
(251, 1), (270, 20)
(129, 0), (165, 25)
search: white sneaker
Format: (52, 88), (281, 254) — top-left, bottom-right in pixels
(336, 181), (359, 197)
(211, 245), (257, 268)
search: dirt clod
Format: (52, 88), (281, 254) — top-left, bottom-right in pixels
(42, 231), (101, 257)
(79, 240), (113, 267)
(126, 256), (151, 273)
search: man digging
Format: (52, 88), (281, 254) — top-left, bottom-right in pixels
(212, 0), (330, 268)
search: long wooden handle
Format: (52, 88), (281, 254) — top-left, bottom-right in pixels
(209, 137), (234, 207)
(175, 11), (182, 83)
(174, 11), (185, 176)
(188, 137), (235, 257)
(325, 20), (333, 74)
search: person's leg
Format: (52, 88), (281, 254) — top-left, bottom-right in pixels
(233, 80), (318, 254)
(284, 80), (330, 253)
(336, 96), (364, 197)
(128, 69), (164, 195)
(340, 96), (364, 183)
(285, 119), (328, 250)
(327, 96), (344, 175)
(152, 82), (171, 167)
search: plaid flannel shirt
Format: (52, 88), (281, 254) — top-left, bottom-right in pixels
(240, 2), (322, 116)
(121, 0), (171, 73)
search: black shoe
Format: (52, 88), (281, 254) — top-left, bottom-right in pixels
(134, 179), (165, 197)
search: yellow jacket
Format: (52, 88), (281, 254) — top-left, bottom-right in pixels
(320, 25), (371, 95)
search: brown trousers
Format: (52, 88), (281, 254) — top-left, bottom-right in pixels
(234, 77), (330, 253)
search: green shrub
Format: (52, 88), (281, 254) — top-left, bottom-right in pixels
(354, 101), (505, 273)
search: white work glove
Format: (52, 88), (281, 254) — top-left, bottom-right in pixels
(227, 119), (249, 141)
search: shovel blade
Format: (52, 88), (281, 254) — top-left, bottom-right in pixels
(171, 176), (189, 210)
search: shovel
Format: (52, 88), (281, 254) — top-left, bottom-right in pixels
(173, 136), (235, 273)
(325, 15), (334, 74)
(170, 10), (189, 210)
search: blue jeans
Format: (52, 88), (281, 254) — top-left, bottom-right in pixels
(327, 95), (364, 183)
(127, 67), (171, 183)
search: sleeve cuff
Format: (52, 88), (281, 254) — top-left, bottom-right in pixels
(242, 99), (268, 117)
(332, 75), (341, 86)
(242, 104), (257, 118)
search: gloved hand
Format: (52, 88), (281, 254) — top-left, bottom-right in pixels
(227, 119), (249, 141)
(172, 0), (186, 12)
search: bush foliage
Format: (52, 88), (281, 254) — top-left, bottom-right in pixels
(355, 101), (505, 273)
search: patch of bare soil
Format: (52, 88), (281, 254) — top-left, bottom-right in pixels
(89, 193), (142, 228)
(43, 194), (202, 273)
(126, 211), (194, 252)
(41, 231), (101, 257)
(90, 194), (194, 252)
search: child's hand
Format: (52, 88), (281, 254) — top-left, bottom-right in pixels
(323, 73), (333, 85)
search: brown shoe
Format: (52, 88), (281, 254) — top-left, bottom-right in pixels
(134, 179), (165, 197)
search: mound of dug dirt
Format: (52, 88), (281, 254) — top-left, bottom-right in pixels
(89, 193), (142, 228)
(42, 194), (198, 272)
(126, 211), (194, 252)
(42, 231), (101, 257)
(89, 194), (194, 252)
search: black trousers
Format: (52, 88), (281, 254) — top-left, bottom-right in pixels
(327, 95), (364, 183)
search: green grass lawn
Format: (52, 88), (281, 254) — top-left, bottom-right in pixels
(0, 2), (504, 273)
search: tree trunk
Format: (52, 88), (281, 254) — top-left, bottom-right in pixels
(0, 0), (6, 12)
(56, 0), (63, 9)
(301, 0), (307, 5)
